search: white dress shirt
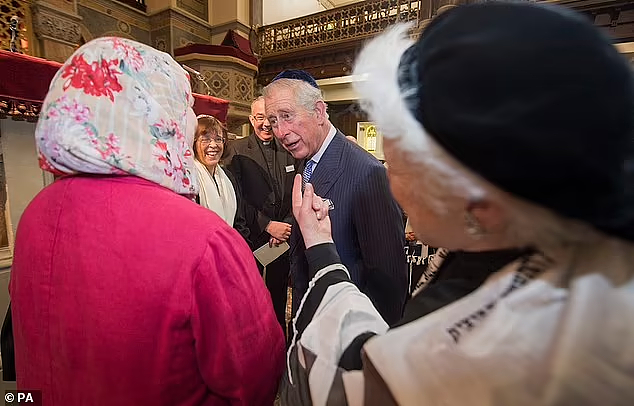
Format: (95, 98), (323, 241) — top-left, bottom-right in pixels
(308, 123), (337, 173)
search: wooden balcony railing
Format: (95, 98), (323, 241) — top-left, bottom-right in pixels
(258, 0), (432, 58)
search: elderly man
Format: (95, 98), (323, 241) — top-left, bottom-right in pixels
(226, 96), (297, 334)
(263, 70), (408, 325)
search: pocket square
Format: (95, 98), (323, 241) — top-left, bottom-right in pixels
(322, 198), (334, 210)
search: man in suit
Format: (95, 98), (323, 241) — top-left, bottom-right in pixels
(262, 70), (408, 324)
(226, 96), (298, 333)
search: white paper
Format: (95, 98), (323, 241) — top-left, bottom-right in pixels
(253, 241), (289, 267)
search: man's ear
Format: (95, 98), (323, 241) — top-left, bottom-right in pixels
(466, 199), (507, 235)
(248, 114), (256, 128)
(314, 101), (327, 123)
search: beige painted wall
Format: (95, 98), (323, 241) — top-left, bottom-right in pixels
(211, 0), (238, 26)
(0, 120), (46, 341)
(263, 0), (325, 25)
(615, 41), (634, 64)
(317, 76), (360, 102)
(145, 0), (172, 14)
(1, 120), (46, 238)
(237, 0), (250, 26)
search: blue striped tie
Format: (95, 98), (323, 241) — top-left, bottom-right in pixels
(302, 160), (315, 189)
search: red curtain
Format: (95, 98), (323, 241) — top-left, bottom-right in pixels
(0, 50), (230, 122)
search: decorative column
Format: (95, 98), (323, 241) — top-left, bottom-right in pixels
(32, 0), (82, 62)
(251, 0), (262, 29)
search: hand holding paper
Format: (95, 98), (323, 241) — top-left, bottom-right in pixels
(254, 241), (289, 267)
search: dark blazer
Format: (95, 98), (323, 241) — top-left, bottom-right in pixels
(291, 131), (408, 324)
(227, 135), (298, 249)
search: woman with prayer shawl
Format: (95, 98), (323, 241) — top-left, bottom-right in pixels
(193, 114), (250, 242)
(9, 37), (284, 406)
(279, 3), (634, 405)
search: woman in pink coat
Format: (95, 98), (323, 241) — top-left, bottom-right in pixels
(9, 37), (284, 405)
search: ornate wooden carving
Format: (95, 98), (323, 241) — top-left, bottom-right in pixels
(258, 0), (433, 58)
(258, 41), (360, 85)
(0, 98), (40, 121)
(258, 0), (634, 88)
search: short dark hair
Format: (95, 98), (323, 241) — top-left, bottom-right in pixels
(193, 115), (229, 161)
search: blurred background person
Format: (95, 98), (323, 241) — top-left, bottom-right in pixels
(263, 70), (408, 325)
(280, 3), (634, 405)
(194, 114), (250, 243)
(10, 37), (284, 406)
(227, 96), (297, 336)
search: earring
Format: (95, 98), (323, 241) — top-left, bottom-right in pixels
(464, 211), (484, 238)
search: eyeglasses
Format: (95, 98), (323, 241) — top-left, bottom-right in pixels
(268, 111), (296, 128)
(252, 114), (266, 123)
(199, 136), (225, 147)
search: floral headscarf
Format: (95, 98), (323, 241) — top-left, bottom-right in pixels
(35, 37), (198, 195)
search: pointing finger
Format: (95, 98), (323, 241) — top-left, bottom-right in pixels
(292, 174), (303, 218)
(303, 183), (315, 214)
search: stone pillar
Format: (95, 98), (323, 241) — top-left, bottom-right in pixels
(251, 0), (263, 29)
(32, 0), (82, 63)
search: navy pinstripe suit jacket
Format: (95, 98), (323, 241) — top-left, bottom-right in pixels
(290, 131), (408, 324)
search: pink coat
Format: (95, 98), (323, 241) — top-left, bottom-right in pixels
(10, 175), (285, 405)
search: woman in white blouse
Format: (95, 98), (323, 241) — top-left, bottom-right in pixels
(193, 115), (249, 241)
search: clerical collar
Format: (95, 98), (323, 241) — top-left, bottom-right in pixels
(263, 141), (271, 146)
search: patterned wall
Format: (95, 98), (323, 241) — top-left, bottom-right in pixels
(73, 2), (214, 54)
(176, 0), (208, 22)
(78, 4), (150, 44)
(197, 67), (254, 105)
(173, 27), (208, 49)
(149, 8), (210, 54)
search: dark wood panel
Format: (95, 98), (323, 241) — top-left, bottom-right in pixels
(329, 102), (368, 138)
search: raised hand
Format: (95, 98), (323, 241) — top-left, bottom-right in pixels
(291, 174), (333, 249)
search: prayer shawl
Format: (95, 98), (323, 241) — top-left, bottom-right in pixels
(281, 238), (634, 405)
(194, 160), (237, 226)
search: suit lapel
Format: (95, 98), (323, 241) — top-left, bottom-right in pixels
(309, 131), (346, 197)
(290, 132), (346, 259)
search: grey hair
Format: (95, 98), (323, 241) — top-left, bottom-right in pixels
(262, 78), (328, 117)
(250, 96), (264, 115)
(353, 24), (601, 252)
(353, 24), (486, 212)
